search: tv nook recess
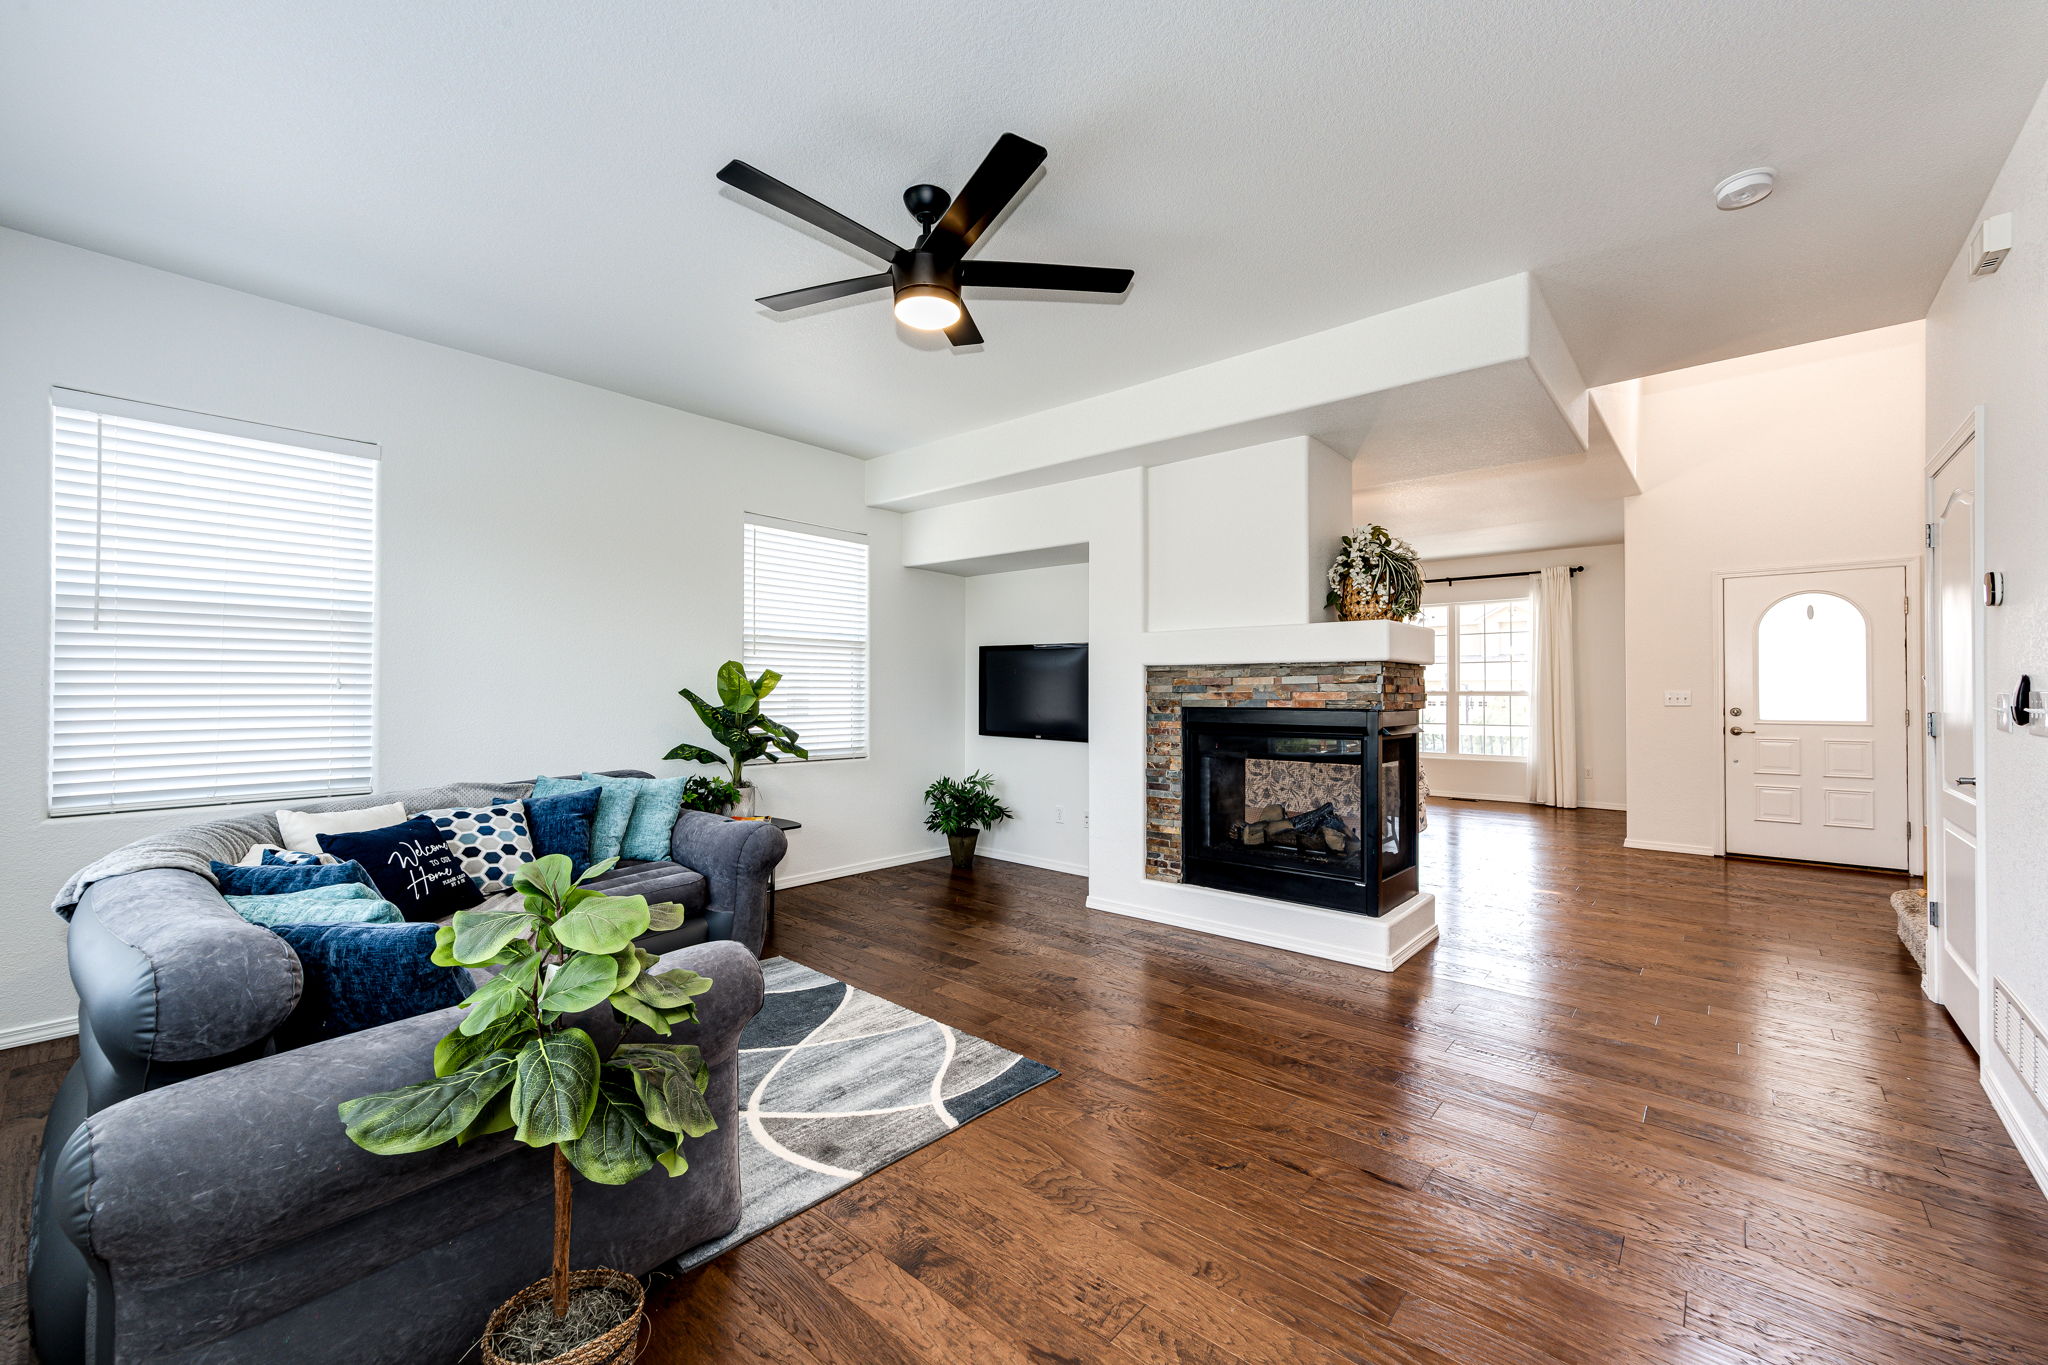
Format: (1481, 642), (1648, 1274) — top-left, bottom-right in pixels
(979, 644), (1088, 742)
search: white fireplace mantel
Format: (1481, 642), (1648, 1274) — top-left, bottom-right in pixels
(1137, 618), (1435, 668)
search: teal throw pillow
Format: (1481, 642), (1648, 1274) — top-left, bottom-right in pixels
(531, 775), (637, 865)
(614, 775), (687, 862)
(577, 772), (662, 863)
(226, 882), (404, 927)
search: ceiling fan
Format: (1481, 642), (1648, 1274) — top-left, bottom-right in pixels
(716, 133), (1133, 348)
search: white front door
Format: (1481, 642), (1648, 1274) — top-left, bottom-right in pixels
(1722, 566), (1910, 870)
(1929, 437), (1981, 1048)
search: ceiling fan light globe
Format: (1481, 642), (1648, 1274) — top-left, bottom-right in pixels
(893, 287), (963, 331)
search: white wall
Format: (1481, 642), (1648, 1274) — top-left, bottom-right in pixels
(1925, 76), (2048, 1186)
(1420, 542), (1626, 810)
(1146, 437), (1349, 630)
(0, 228), (963, 1042)
(963, 564), (1091, 874)
(1621, 322), (1925, 857)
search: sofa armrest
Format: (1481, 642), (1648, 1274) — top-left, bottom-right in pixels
(54, 942), (764, 1285)
(71, 868), (302, 1071)
(669, 810), (786, 954)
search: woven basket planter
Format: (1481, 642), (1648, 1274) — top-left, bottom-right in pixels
(1337, 578), (1409, 622)
(481, 1268), (645, 1365)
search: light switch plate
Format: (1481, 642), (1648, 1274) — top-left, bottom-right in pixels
(1664, 690), (1691, 707)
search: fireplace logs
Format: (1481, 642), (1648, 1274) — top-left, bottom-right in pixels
(1227, 801), (1356, 856)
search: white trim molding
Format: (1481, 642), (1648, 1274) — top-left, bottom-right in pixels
(976, 847), (1090, 877)
(0, 1015), (78, 1051)
(1622, 837), (1717, 857)
(774, 847), (948, 890)
(1086, 890), (1439, 973)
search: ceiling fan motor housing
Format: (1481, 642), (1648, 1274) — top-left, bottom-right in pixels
(904, 183), (951, 225)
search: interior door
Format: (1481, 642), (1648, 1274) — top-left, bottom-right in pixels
(1722, 566), (1909, 870)
(1929, 439), (1980, 1048)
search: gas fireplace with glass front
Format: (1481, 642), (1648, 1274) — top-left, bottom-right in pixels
(1180, 707), (1419, 916)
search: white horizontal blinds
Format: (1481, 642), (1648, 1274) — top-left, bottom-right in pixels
(50, 392), (378, 815)
(742, 518), (869, 761)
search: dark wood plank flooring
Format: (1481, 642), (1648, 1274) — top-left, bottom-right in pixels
(649, 801), (2048, 1364)
(4, 803), (2043, 1363)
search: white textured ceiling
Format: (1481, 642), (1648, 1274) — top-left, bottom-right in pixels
(2, 1), (2042, 457)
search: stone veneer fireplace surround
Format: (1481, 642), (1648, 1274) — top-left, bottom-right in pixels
(1145, 660), (1427, 890)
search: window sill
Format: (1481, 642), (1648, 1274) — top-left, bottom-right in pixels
(1422, 753), (1531, 764)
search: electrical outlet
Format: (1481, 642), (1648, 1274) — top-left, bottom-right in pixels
(1054, 805), (1065, 824)
(1664, 690), (1691, 707)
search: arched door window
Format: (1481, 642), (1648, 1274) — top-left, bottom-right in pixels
(1756, 592), (1868, 722)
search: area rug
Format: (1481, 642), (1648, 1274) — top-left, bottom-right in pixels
(672, 957), (1058, 1270)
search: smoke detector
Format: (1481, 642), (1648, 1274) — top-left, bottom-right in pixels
(1713, 167), (1776, 211)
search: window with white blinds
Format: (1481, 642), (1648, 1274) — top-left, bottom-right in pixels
(742, 517), (869, 762)
(50, 390), (378, 816)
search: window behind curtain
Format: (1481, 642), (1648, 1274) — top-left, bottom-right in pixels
(1418, 598), (1532, 757)
(741, 517), (869, 761)
(49, 391), (378, 816)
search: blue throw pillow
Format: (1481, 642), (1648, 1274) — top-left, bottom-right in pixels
(212, 859), (377, 897)
(270, 922), (471, 1048)
(318, 817), (485, 922)
(610, 775), (688, 862)
(226, 882), (403, 927)
(526, 785), (601, 877)
(262, 848), (328, 866)
(532, 775), (638, 865)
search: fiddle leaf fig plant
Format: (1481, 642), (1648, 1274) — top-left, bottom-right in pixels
(338, 853), (714, 1321)
(665, 660), (808, 789)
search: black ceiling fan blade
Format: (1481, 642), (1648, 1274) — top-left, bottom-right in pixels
(944, 303), (983, 348)
(928, 133), (1047, 259)
(958, 261), (1133, 294)
(756, 273), (892, 311)
(716, 160), (901, 262)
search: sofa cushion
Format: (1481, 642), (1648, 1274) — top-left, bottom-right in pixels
(590, 859), (710, 956)
(318, 818), (484, 922)
(211, 858), (376, 898)
(270, 922), (471, 1048)
(524, 785), (601, 877)
(417, 802), (534, 896)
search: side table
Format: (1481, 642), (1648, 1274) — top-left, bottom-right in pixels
(764, 817), (800, 935)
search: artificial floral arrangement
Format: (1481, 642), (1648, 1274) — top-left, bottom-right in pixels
(923, 770), (1015, 869)
(666, 661), (807, 817)
(337, 854), (713, 1362)
(1326, 524), (1423, 621)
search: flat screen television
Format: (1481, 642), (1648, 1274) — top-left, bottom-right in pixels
(979, 643), (1089, 742)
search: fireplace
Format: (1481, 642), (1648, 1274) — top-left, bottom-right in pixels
(1180, 707), (1419, 916)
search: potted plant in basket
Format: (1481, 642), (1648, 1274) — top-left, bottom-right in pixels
(679, 773), (742, 815)
(1326, 524), (1423, 621)
(923, 771), (1015, 869)
(337, 855), (714, 1364)
(666, 661), (807, 817)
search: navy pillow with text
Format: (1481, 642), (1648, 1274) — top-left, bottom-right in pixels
(317, 817), (483, 921)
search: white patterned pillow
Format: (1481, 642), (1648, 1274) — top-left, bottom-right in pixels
(417, 802), (534, 895)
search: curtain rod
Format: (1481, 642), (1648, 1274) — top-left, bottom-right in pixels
(1425, 565), (1585, 586)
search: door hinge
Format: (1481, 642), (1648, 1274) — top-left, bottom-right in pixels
(1927, 711), (1939, 739)
(1925, 522), (1937, 549)
(1929, 899), (1941, 928)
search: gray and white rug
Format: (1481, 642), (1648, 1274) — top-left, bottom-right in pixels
(674, 957), (1057, 1270)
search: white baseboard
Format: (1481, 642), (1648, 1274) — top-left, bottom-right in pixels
(0, 1014), (77, 1051)
(1623, 837), (1717, 857)
(775, 846), (946, 890)
(1427, 791), (1627, 812)
(1084, 891), (1438, 973)
(976, 846), (1089, 877)
(1982, 1057), (2048, 1198)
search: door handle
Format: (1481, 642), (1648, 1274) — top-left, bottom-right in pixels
(1729, 727), (1752, 736)
(1955, 776), (1977, 787)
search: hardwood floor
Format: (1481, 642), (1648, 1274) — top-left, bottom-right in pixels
(647, 801), (2048, 1365)
(4, 803), (2042, 1362)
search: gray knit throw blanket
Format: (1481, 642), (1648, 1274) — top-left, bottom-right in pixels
(52, 778), (530, 917)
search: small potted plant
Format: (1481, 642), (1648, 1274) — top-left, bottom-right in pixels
(923, 771), (1015, 869)
(666, 662), (807, 818)
(337, 855), (714, 1364)
(1326, 524), (1423, 621)
(680, 773), (742, 815)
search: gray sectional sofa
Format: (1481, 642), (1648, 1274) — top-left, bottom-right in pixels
(29, 773), (787, 1365)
